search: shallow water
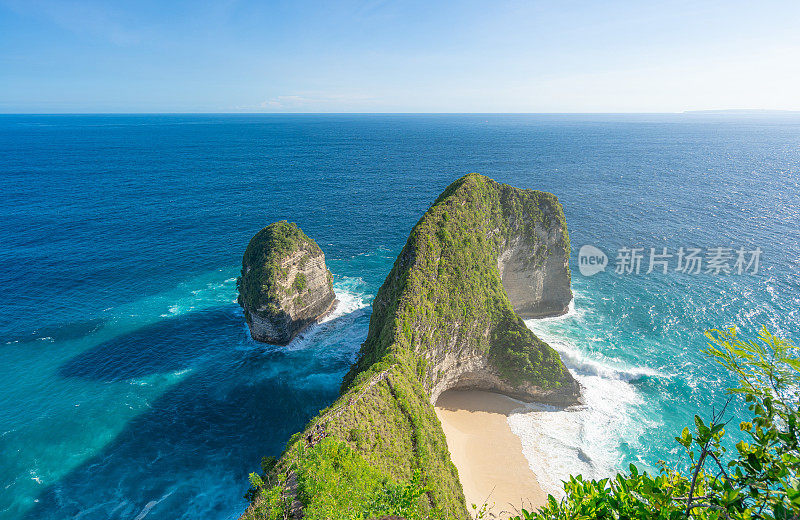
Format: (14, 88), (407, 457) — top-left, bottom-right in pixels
(1, 114), (799, 519)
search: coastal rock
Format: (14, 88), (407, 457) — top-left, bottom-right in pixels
(237, 221), (336, 344)
(345, 172), (579, 405)
(242, 174), (579, 520)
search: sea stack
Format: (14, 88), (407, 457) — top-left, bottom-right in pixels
(242, 174), (579, 520)
(237, 221), (336, 344)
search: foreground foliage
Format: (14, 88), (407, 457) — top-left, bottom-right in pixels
(245, 438), (433, 520)
(511, 327), (800, 520)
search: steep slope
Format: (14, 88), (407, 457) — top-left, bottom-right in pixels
(238, 221), (336, 344)
(242, 174), (580, 520)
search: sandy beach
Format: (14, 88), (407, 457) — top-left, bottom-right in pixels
(435, 390), (547, 519)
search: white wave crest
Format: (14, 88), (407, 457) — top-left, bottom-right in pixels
(508, 371), (646, 498)
(132, 490), (174, 520)
(281, 278), (370, 351)
(319, 277), (370, 323)
(525, 320), (668, 382)
(508, 316), (662, 497)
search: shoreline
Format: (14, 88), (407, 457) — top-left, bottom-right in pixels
(434, 390), (547, 519)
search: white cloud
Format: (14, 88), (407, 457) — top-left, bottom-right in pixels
(237, 92), (379, 112)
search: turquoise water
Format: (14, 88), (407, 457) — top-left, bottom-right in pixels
(1, 114), (798, 519)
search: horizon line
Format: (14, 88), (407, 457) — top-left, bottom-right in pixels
(2, 109), (800, 116)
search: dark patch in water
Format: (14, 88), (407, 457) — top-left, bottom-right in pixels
(24, 363), (341, 520)
(576, 448), (592, 464)
(20, 305), (366, 520)
(27, 308), (355, 520)
(58, 310), (238, 382)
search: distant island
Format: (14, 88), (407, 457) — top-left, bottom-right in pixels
(683, 109), (800, 115)
(240, 173), (579, 520)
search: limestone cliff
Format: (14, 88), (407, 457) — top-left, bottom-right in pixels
(343, 172), (578, 405)
(242, 174), (579, 520)
(238, 221), (336, 345)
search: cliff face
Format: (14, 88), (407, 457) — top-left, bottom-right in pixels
(238, 221), (336, 345)
(343, 172), (578, 405)
(498, 225), (572, 319)
(242, 174), (579, 520)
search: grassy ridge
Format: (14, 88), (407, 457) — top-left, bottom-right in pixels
(243, 363), (466, 520)
(242, 173), (575, 520)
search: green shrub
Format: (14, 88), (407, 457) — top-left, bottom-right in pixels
(294, 272), (308, 291)
(246, 437), (437, 520)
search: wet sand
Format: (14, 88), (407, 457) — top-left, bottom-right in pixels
(435, 390), (547, 519)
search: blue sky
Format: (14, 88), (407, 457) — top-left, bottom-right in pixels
(2, 0), (800, 113)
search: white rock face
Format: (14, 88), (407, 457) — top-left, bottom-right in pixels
(498, 223), (572, 318)
(425, 320), (580, 407)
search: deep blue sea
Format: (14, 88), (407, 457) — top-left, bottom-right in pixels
(1, 114), (799, 519)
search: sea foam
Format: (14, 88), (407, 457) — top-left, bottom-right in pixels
(279, 276), (370, 353)
(509, 316), (660, 498)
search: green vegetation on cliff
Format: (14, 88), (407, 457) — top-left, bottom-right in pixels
(242, 173), (576, 520)
(237, 221), (324, 317)
(244, 358), (465, 519)
(342, 172), (573, 393)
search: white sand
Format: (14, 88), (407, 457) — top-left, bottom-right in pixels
(435, 390), (547, 519)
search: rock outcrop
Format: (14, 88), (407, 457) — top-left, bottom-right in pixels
(343, 172), (578, 405)
(241, 174), (580, 520)
(237, 221), (336, 344)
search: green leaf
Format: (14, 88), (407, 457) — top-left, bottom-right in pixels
(694, 415), (711, 438)
(677, 427), (692, 448)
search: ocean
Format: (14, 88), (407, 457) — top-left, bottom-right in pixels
(1, 114), (798, 519)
